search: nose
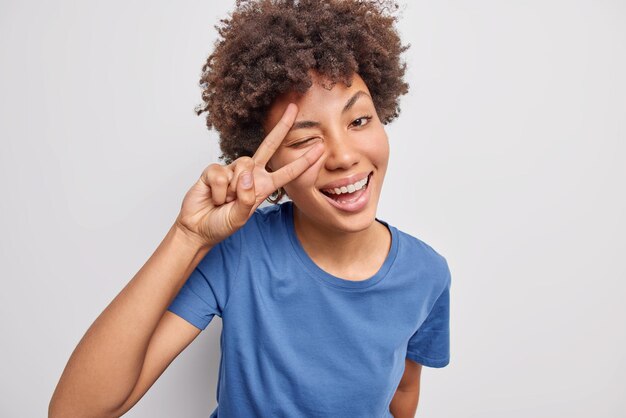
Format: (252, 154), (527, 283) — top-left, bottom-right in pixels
(322, 130), (360, 171)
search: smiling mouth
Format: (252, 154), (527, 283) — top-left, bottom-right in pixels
(320, 171), (373, 202)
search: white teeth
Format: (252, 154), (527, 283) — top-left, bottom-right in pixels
(323, 174), (369, 195)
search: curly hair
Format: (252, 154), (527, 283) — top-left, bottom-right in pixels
(195, 0), (410, 166)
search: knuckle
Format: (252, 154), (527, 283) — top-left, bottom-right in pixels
(203, 163), (222, 178)
(231, 156), (252, 172)
(242, 157), (254, 169)
(206, 162), (221, 172)
(236, 156), (255, 170)
(203, 165), (214, 176)
(284, 165), (295, 180)
(264, 134), (279, 148)
(212, 175), (228, 186)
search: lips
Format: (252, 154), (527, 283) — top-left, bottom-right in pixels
(319, 171), (373, 212)
(321, 171), (370, 197)
(318, 171), (372, 192)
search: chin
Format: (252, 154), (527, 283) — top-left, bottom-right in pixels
(335, 213), (378, 233)
(316, 195), (381, 233)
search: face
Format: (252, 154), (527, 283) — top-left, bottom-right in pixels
(263, 71), (390, 234)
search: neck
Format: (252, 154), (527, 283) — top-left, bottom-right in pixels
(292, 203), (387, 267)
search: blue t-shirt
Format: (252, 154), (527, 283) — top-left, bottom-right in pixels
(167, 200), (451, 418)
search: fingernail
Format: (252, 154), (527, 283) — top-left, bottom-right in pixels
(241, 171), (253, 188)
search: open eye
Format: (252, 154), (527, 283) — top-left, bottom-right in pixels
(350, 115), (373, 128)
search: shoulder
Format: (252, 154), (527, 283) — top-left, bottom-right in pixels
(251, 201), (285, 224)
(395, 226), (447, 264)
(229, 201), (290, 250)
(394, 226), (451, 287)
(243, 201), (286, 234)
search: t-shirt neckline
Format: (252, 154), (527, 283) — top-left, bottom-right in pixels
(282, 200), (399, 290)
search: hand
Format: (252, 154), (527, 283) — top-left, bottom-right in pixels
(175, 103), (324, 248)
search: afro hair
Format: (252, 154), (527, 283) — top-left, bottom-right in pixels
(195, 0), (410, 165)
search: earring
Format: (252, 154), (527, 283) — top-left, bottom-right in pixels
(265, 162), (285, 204)
(266, 187), (285, 204)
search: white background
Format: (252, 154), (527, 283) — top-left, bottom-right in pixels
(1, 1), (625, 417)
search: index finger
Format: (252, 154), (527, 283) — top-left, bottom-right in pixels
(252, 103), (298, 165)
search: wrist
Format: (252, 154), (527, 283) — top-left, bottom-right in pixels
(171, 222), (213, 252)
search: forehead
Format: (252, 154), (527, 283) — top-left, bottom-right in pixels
(263, 72), (372, 131)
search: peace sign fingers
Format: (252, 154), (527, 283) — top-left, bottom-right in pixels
(252, 103), (299, 166)
(269, 143), (325, 191)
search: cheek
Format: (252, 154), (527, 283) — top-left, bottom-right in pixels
(364, 130), (390, 164)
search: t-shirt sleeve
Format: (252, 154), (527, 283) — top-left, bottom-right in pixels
(166, 229), (243, 331)
(406, 258), (451, 368)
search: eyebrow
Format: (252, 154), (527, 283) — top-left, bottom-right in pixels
(289, 90), (371, 131)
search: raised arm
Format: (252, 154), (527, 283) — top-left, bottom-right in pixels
(49, 103), (323, 417)
(48, 225), (212, 417)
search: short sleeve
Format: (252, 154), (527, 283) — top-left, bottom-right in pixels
(167, 230), (243, 331)
(406, 259), (451, 368)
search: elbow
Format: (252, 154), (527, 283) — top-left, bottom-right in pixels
(48, 397), (83, 418)
(48, 389), (71, 418)
(48, 392), (122, 418)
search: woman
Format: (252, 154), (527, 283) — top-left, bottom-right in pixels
(49, 1), (451, 417)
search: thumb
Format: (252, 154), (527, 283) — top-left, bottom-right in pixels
(229, 169), (256, 227)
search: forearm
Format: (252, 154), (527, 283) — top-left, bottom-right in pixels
(49, 224), (211, 417)
(389, 388), (420, 418)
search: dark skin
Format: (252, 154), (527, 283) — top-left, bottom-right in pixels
(262, 71), (392, 281)
(48, 104), (325, 417)
(49, 75), (423, 417)
(261, 72), (423, 415)
(390, 359), (423, 417)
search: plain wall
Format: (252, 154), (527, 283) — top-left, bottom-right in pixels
(1, 0), (625, 417)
